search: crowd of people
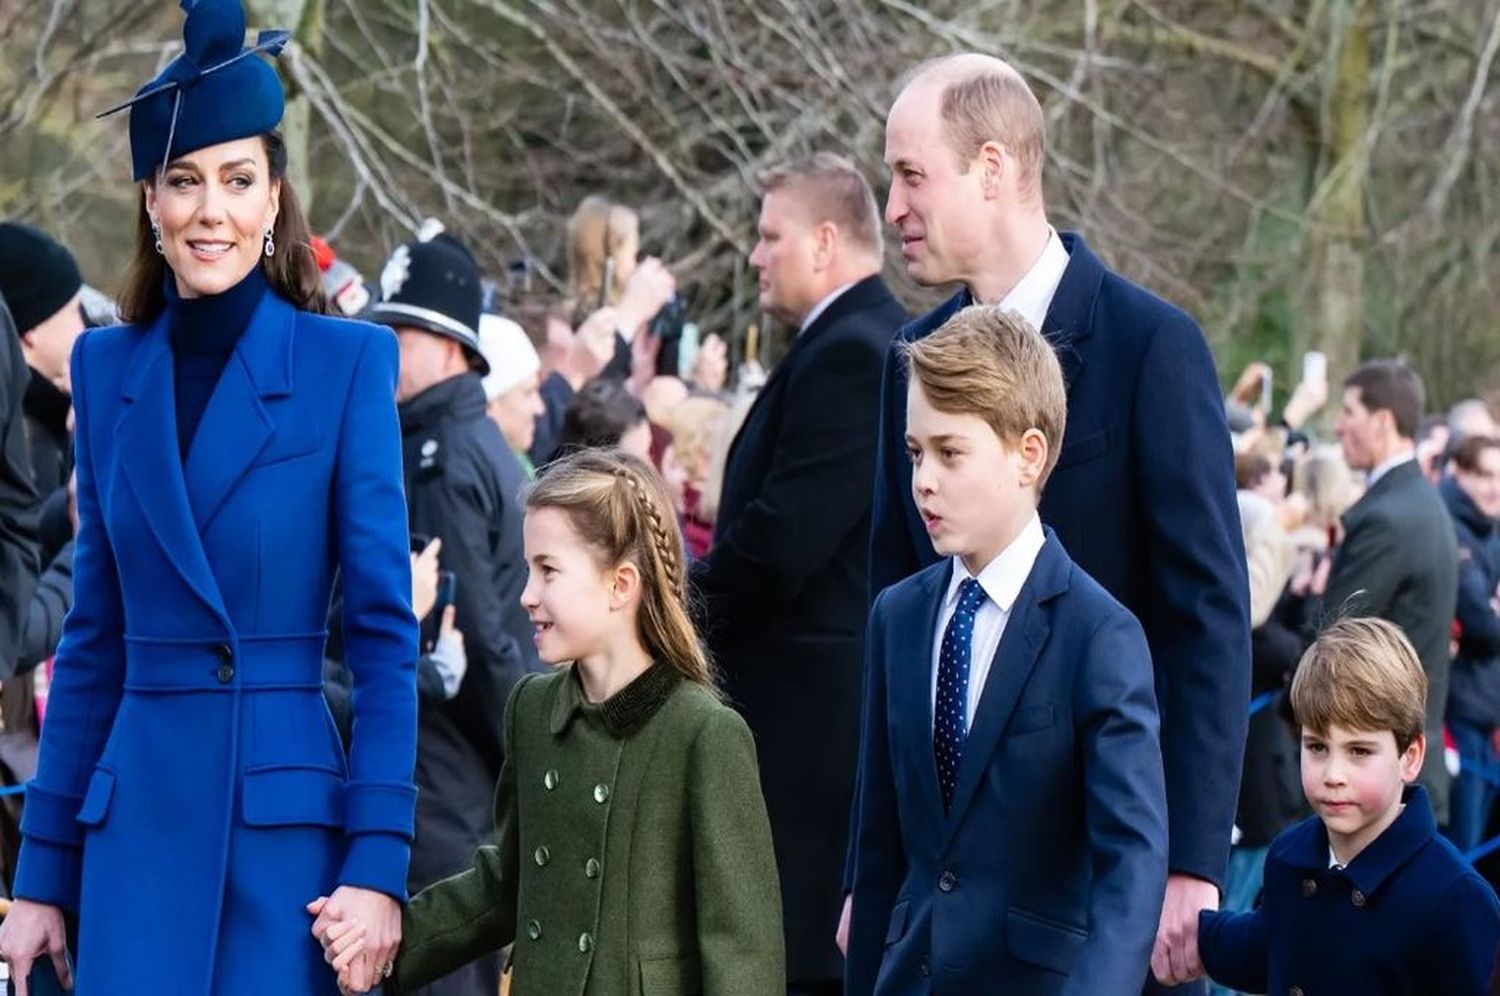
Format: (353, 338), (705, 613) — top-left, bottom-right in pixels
(0, 1), (1498, 994)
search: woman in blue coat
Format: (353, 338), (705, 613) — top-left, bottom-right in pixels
(0, 2), (418, 993)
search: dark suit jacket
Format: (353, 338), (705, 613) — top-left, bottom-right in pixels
(867, 233), (1250, 888)
(692, 274), (905, 983)
(1324, 458), (1459, 820)
(1200, 785), (1499, 996)
(845, 532), (1167, 996)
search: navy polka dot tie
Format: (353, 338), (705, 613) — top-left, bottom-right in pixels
(935, 578), (986, 812)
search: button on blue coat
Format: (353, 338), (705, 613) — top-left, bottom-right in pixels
(13, 292), (419, 994)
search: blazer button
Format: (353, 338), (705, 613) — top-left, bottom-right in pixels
(526, 919), (542, 941)
(938, 871), (957, 893)
(217, 663), (235, 684)
(543, 769), (559, 790)
(213, 643), (233, 663)
(585, 858), (601, 879)
(1351, 889), (1366, 907)
(577, 932), (594, 953)
(534, 846), (550, 867)
(1289, 987), (1304, 996)
(1301, 878), (1317, 898)
(593, 783), (610, 804)
(919, 957), (931, 977)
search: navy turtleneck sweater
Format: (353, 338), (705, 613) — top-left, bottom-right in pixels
(166, 264), (268, 459)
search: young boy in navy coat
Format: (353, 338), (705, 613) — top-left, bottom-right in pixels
(844, 306), (1168, 996)
(1195, 617), (1500, 994)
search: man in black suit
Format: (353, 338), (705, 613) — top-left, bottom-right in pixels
(692, 153), (906, 996)
(1326, 359), (1458, 821)
(863, 54), (1250, 994)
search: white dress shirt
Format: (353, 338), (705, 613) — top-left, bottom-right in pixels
(931, 514), (1047, 732)
(1366, 451), (1416, 489)
(799, 281), (857, 336)
(993, 227), (1070, 332)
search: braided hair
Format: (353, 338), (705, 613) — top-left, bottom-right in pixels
(526, 448), (715, 688)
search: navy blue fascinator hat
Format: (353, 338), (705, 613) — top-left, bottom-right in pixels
(100, 0), (290, 181)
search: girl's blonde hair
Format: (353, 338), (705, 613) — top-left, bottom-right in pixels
(527, 449), (714, 687)
(566, 195), (639, 313)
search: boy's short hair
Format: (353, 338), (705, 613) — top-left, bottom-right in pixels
(901, 305), (1067, 490)
(1290, 617), (1427, 752)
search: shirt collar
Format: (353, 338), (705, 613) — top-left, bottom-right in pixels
(996, 227), (1069, 332)
(799, 281), (857, 335)
(1367, 452), (1416, 489)
(944, 514), (1046, 614)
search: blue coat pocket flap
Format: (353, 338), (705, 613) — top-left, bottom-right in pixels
(242, 765), (344, 828)
(884, 899), (911, 944)
(75, 768), (116, 827)
(1006, 907), (1087, 975)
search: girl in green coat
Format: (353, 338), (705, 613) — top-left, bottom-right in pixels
(313, 448), (785, 995)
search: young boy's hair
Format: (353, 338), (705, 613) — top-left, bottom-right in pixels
(901, 305), (1068, 490)
(1290, 617), (1427, 752)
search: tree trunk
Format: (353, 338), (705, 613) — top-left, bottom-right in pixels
(1297, 0), (1370, 392)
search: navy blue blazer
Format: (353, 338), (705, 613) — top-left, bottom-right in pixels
(1199, 785), (1500, 995)
(845, 531), (1168, 996)
(867, 233), (1249, 886)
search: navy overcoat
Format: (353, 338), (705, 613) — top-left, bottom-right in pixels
(13, 291), (419, 994)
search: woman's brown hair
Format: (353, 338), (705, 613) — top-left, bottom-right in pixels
(565, 195), (638, 321)
(527, 448), (715, 689)
(117, 131), (326, 323)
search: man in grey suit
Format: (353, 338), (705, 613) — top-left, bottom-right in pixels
(1326, 359), (1459, 821)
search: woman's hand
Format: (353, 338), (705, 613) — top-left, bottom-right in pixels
(411, 537), (442, 621)
(0, 899), (73, 996)
(307, 887), (401, 993)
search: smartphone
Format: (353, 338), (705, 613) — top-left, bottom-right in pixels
(1302, 350), (1327, 385)
(1257, 366), (1273, 412)
(421, 571), (458, 654)
(599, 257), (615, 312)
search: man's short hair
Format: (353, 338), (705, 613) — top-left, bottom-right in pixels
(1452, 434), (1500, 474)
(1345, 360), (1425, 442)
(758, 153), (882, 255)
(900, 55), (1046, 198)
(1290, 617), (1427, 753)
(901, 305), (1067, 490)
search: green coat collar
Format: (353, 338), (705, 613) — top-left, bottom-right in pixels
(549, 662), (681, 738)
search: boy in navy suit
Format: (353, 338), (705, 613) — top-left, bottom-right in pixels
(1195, 618), (1500, 994)
(844, 306), (1168, 996)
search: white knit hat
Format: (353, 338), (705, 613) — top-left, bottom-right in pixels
(478, 313), (542, 400)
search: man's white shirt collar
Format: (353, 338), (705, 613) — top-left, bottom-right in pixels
(1367, 452), (1415, 489)
(799, 281), (857, 335)
(992, 228), (1069, 333)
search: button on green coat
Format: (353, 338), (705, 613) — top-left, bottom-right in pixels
(392, 663), (786, 996)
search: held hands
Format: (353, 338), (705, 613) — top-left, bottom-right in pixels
(1151, 873), (1217, 986)
(0, 899), (73, 996)
(411, 538), (442, 621)
(307, 887), (401, 993)
(615, 257), (676, 334)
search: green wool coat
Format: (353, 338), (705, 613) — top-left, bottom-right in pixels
(391, 663), (786, 996)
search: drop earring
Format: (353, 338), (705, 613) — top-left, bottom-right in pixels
(151, 220), (163, 255)
(263, 225), (275, 258)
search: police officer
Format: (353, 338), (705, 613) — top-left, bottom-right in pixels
(371, 223), (538, 996)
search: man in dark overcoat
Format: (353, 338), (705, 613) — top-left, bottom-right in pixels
(692, 153), (905, 996)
